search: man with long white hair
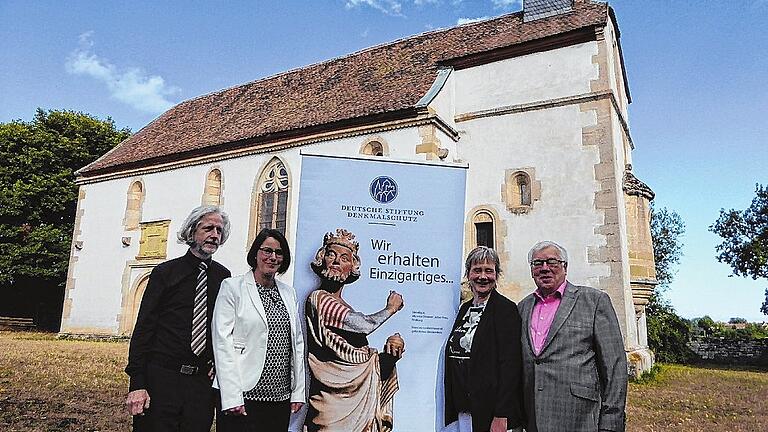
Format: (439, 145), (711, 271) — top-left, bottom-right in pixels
(125, 205), (232, 431)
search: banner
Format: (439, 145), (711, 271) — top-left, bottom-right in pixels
(291, 153), (467, 432)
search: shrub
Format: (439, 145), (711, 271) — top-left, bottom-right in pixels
(646, 297), (696, 363)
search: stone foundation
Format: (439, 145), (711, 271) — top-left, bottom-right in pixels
(627, 347), (654, 378)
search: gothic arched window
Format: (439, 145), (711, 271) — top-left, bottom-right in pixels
(255, 158), (289, 234)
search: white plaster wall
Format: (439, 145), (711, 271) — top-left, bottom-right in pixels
(446, 37), (638, 349)
(64, 127), (429, 334)
(427, 70), (457, 130)
(457, 105), (610, 301)
(453, 41), (599, 115)
(603, 19), (630, 119)
(64, 179), (140, 332)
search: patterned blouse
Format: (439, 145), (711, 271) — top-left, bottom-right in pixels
(445, 301), (487, 414)
(447, 302), (486, 360)
(243, 283), (292, 401)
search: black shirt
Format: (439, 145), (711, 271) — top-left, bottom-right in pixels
(125, 249), (231, 391)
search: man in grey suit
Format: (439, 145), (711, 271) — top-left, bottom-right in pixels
(518, 241), (627, 432)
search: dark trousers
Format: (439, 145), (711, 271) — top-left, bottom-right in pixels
(132, 362), (215, 432)
(216, 399), (290, 432)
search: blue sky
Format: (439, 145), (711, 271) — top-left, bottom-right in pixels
(2, 1), (766, 321)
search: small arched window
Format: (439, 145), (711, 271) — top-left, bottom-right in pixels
(256, 158), (289, 234)
(473, 211), (495, 249)
(363, 141), (384, 156)
(504, 168), (538, 213)
(202, 169), (222, 206)
(123, 181), (144, 230)
(516, 173), (531, 206)
(360, 138), (389, 156)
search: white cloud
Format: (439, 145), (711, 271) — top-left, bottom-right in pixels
(492, 0), (521, 9)
(345, 0), (404, 16)
(457, 16), (491, 25)
(344, 0), (522, 18)
(65, 32), (180, 114)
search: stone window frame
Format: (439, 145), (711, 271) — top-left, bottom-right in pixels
(117, 269), (152, 336)
(462, 205), (509, 300)
(463, 205), (508, 263)
(359, 136), (389, 157)
(123, 179), (145, 230)
(502, 168), (541, 214)
(201, 167), (224, 206)
(248, 156), (292, 244)
(473, 211), (496, 249)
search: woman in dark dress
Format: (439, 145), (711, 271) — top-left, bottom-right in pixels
(444, 246), (524, 432)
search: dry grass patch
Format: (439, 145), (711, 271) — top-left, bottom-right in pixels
(1, 332), (766, 431)
(628, 363), (768, 432)
(0, 331), (130, 431)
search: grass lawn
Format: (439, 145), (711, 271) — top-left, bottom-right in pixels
(628, 363), (767, 431)
(1, 331), (766, 431)
(0, 332), (129, 431)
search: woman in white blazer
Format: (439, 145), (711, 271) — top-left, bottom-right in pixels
(212, 228), (305, 432)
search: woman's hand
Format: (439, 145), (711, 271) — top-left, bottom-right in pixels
(291, 402), (304, 413)
(226, 405), (247, 416)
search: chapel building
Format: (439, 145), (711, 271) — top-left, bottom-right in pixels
(60, 0), (658, 373)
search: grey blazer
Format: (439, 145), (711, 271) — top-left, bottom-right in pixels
(518, 282), (627, 432)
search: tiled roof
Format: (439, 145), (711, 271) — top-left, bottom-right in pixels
(80, 1), (608, 177)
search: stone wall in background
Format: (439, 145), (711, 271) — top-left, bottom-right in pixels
(688, 337), (768, 367)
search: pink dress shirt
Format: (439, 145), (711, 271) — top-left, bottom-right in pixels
(530, 281), (567, 355)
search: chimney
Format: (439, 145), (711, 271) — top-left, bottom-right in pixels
(523, 0), (574, 22)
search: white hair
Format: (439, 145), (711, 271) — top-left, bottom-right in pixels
(176, 205), (231, 246)
(527, 241), (568, 263)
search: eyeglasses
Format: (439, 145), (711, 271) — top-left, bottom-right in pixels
(259, 247), (284, 257)
(530, 258), (565, 268)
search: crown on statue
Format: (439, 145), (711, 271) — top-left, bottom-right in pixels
(323, 229), (359, 253)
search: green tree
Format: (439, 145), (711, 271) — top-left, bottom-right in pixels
(741, 323), (768, 339)
(696, 315), (717, 336)
(645, 299), (694, 363)
(709, 184), (768, 316)
(650, 203), (686, 291)
(0, 109), (130, 329)
(646, 204), (693, 363)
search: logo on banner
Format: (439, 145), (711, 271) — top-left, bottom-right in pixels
(369, 176), (398, 204)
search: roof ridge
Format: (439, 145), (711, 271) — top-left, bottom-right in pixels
(80, 2), (608, 177)
(178, 11), (523, 107)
